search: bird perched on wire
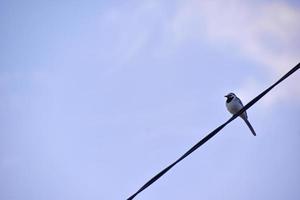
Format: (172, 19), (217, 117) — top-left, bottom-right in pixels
(225, 92), (256, 136)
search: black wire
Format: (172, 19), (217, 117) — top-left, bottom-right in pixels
(127, 63), (300, 200)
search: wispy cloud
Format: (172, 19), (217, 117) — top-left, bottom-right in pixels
(168, 0), (300, 105)
(97, 1), (165, 73)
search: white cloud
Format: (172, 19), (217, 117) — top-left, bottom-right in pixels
(169, 0), (300, 106)
(96, 0), (168, 76)
(92, 0), (299, 106)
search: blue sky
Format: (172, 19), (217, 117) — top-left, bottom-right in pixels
(1, 0), (300, 200)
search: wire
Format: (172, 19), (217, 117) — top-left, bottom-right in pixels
(127, 63), (300, 200)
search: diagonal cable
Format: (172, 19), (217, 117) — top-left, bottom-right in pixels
(127, 63), (300, 200)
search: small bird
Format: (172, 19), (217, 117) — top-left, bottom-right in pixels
(225, 92), (256, 136)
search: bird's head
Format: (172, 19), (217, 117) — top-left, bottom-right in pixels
(224, 92), (236, 99)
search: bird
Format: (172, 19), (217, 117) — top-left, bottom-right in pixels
(225, 92), (256, 136)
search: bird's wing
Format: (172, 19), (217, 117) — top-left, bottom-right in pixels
(236, 97), (244, 106)
(236, 97), (248, 118)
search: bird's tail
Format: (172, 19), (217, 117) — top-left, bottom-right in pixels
(243, 118), (256, 136)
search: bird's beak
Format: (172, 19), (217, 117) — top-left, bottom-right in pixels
(224, 95), (228, 98)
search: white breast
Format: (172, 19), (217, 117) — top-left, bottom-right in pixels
(226, 98), (243, 115)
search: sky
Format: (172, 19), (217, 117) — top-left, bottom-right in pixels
(0, 0), (300, 200)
